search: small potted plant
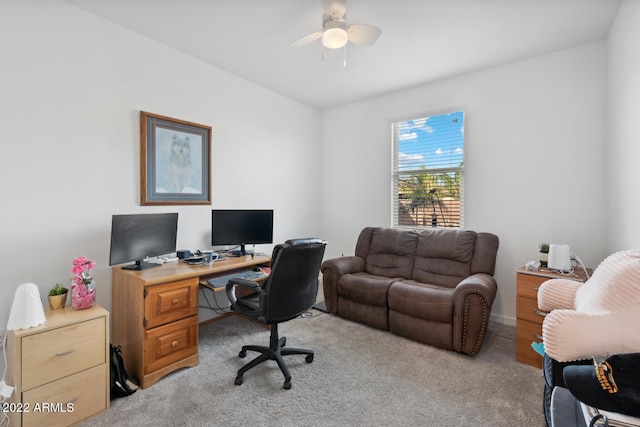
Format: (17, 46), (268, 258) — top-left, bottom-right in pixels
(539, 242), (550, 267)
(48, 283), (69, 310)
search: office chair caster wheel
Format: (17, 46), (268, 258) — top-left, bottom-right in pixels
(235, 375), (243, 386)
(283, 379), (291, 390)
(305, 354), (314, 363)
(239, 350), (247, 358)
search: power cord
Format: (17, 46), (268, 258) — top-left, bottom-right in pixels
(547, 252), (591, 280)
(199, 288), (231, 314)
(572, 253), (591, 280)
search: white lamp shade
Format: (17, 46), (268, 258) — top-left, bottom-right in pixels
(7, 283), (46, 331)
(548, 244), (572, 272)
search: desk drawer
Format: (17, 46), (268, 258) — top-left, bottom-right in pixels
(22, 364), (107, 427)
(145, 278), (198, 329)
(21, 317), (106, 390)
(144, 315), (198, 374)
(516, 296), (547, 324)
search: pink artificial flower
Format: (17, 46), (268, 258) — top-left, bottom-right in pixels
(73, 256), (88, 265)
(71, 256), (95, 275)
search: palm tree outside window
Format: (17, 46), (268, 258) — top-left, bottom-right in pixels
(392, 111), (464, 229)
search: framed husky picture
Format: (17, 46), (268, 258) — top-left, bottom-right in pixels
(140, 111), (212, 205)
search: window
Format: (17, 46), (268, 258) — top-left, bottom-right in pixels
(392, 110), (464, 229)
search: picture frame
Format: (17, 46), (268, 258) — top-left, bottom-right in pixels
(140, 111), (212, 205)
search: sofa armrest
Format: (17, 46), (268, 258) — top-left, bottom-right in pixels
(452, 273), (497, 355)
(321, 256), (365, 313)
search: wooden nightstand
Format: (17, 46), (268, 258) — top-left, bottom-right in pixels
(515, 267), (591, 368)
(6, 304), (110, 427)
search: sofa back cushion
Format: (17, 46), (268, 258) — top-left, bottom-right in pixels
(411, 229), (477, 288)
(361, 228), (418, 279)
(471, 232), (500, 276)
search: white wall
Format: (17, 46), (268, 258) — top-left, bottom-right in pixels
(320, 42), (609, 324)
(0, 0), (321, 329)
(1, 0), (635, 341)
(606, 0), (640, 252)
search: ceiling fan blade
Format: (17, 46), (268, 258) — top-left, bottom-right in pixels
(321, 0), (347, 19)
(347, 24), (381, 46)
(290, 31), (323, 47)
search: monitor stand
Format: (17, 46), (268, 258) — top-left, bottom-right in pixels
(230, 243), (253, 257)
(122, 260), (161, 270)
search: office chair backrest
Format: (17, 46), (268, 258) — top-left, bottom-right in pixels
(263, 238), (326, 324)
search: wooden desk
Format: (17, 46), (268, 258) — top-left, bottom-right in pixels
(112, 254), (270, 389)
(515, 266), (591, 368)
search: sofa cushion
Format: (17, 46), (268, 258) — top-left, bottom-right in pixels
(389, 311), (453, 350)
(337, 273), (398, 307)
(471, 232), (500, 275)
(388, 280), (454, 322)
(364, 228), (418, 279)
(411, 229), (476, 288)
(337, 272), (398, 330)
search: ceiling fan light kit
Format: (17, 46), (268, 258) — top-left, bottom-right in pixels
(322, 19), (348, 49)
(291, 0), (381, 61)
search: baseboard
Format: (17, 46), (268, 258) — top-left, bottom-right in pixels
(313, 301), (327, 312)
(490, 312), (516, 327)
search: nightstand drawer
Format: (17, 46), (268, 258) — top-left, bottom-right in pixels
(516, 295), (547, 324)
(144, 315), (198, 374)
(516, 273), (547, 299)
(22, 364), (107, 427)
(21, 317), (106, 390)
(516, 318), (544, 368)
(144, 278), (198, 329)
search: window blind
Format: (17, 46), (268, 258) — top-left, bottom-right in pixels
(391, 111), (464, 229)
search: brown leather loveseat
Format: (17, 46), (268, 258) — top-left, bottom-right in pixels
(321, 227), (499, 356)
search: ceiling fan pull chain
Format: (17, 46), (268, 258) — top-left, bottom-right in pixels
(343, 44), (347, 68)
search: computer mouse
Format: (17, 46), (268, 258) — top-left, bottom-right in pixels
(253, 266), (262, 272)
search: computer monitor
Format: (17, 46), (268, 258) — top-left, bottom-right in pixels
(211, 209), (273, 255)
(109, 213), (178, 270)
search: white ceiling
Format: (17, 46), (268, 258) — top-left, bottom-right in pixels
(66, 0), (621, 110)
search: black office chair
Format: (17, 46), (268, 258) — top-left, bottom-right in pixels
(225, 238), (326, 389)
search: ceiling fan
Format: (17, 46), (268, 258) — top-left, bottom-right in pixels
(290, 0), (381, 51)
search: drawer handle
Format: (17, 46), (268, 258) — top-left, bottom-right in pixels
(533, 309), (548, 317)
(533, 286), (540, 291)
(172, 298), (179, 305)
(534, 334), (543, 340)
(55, 347), (78, 357)
(171, 340), (179, 348)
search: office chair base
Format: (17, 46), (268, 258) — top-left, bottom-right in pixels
(234, 325), (313, 389)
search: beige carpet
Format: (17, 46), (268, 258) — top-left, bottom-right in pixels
(82, 311), (544, 426)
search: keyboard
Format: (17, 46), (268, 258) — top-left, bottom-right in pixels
(206, 270), (265, 288)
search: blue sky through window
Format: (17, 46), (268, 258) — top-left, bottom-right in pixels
(397, 111), (464, 171)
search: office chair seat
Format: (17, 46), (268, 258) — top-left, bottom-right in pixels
(226, 238), (326, 389)
(236, 293), (260, 312)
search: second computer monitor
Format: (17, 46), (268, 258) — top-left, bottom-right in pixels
(211, 209), (273, 255)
